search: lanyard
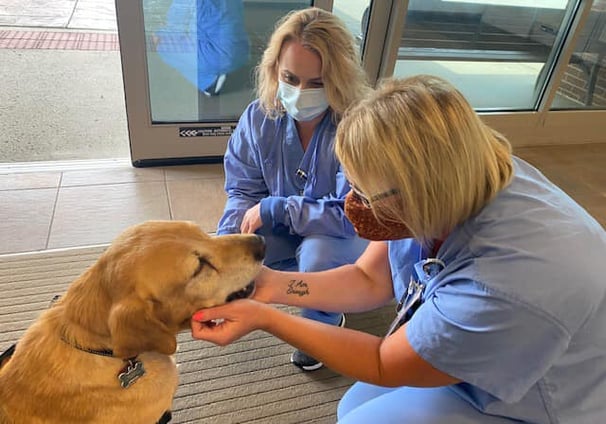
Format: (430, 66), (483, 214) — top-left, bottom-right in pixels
(385, 247), (445, 337)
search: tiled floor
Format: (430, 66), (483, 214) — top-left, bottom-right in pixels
(1, 143), (604, 255)
(0, 161), (227, 254)
(515, 143), (606, 224)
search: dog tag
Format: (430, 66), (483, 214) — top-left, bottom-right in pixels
(118, 359), (145, 389)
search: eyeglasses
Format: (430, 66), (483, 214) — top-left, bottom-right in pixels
(350, 183), (399, 209)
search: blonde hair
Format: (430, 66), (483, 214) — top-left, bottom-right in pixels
(335, 75), (513, 245)
(256, 7), (370, 119)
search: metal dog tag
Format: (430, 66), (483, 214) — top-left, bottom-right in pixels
(118, 359), (145, 389)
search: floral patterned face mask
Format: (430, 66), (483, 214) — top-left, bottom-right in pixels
(344, 189), (412, 241)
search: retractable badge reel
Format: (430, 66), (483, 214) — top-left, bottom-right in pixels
(385, 257), (445, 336)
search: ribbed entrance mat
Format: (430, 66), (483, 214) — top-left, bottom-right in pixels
(0, 30), (119, 51)
(0, 246), (395, 423)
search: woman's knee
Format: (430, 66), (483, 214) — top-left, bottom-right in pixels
(337, 385), (517, 424)
(256, 227), (300, 267)
(338, 383), (395, 420)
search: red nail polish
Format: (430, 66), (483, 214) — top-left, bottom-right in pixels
(192, 311), (204, 321)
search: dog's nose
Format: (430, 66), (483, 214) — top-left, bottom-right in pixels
(251, 235), (265, 261)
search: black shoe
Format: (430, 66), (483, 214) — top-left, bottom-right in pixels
(290, 314), (346, 371)
(203, 73), (226, 96)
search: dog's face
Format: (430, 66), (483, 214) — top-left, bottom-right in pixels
(92, 221), (265, 358)
(0, 220), (264, 423)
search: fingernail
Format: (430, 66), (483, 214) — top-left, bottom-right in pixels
(192, 311), (204, 321)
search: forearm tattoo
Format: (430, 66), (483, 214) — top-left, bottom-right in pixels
(286, 279), (310, 297)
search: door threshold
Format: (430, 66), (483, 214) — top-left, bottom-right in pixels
(0, 158), (132, 174)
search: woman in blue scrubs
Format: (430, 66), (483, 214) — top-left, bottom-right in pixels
(192, 75), (606, 423)
(153, 0), (250, 95)
(215, 8), (370, 371)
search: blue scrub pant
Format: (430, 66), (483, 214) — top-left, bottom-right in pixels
(155, 0), (249, 91)
(338, 383), (520, 423)
(260, 227), (368, 325)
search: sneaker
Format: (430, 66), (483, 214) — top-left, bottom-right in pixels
(290, 314), (346, 371)
(203, 73), (227, 96)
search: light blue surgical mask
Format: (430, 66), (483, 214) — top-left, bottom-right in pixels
(277, 80), (329, 122)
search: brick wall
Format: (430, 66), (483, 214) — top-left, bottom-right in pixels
(557, 1), (605, 107)
(558, 56), (606, 107)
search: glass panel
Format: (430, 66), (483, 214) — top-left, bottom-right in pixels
(143, 0), (311, 124)
(553, 3), (606, 109)
(392, 0), (576, 111)
(332, 0), (371, 50)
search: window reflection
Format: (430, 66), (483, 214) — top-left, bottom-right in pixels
(391, 0), (577, 111)
(332, 0), (369, 48)
(151, 0), (250, 96)
(143, 0), (311, 123)
(554, 2), (606, 109)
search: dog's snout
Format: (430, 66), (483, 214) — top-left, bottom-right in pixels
(251, 235), (265, 261)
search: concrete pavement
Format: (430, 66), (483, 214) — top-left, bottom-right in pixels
(0, 0), (117, 31)
(0, 0), (128, 163)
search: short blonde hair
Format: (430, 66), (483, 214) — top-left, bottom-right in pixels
(335, 75), (513, 245)
(256, 7), (370, 119)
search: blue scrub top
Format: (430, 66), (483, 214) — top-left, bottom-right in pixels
(389, 157), (606, 423)
(155, 0), (250, 90)
(217, 100), (356, 238)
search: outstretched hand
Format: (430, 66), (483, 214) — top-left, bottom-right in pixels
(190, 299), (270, 346)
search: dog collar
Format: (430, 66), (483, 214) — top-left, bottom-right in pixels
(60, 334), (115, 357)
(0, 343), (16, 367)
(60, 335), (146, 389)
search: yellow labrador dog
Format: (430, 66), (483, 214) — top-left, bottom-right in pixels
(0, 220), (264, 423)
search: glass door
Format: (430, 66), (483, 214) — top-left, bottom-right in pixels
(118, 0), (605, 166)
(117, 0), (330, 167)
(356, 0), (605, 146)
(390, 0), (576, 110)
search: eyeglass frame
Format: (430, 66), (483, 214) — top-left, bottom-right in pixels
(349, 183), (399, 208)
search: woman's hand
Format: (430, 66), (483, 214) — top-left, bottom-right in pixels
(190, 299), (271, 346)
(240, 203), (262, 234)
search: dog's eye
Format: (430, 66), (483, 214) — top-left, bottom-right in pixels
(193, 255), (216, 277)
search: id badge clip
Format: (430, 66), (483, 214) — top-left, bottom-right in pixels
(385, 257), (445, 336)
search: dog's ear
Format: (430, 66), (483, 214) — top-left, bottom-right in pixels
(108, 298), (177, 358)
